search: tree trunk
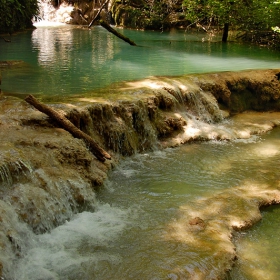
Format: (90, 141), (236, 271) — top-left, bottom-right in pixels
(222, 23), (229, 42)
(88, 0), (110, 28)
(25, 95), (111, 162)
(100, 20), (137, 46)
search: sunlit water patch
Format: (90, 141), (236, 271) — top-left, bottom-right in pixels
(0, 26), (280, 96)
(10, 127), (280, 279)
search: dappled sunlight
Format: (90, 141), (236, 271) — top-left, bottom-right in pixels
(252, 143), (279, 157)
(175, 118), (233, 143)
(124, 79), (157, 90)
(231, 199), (280, 279)
(124, 78), (175, 91)
(232, 128), (251, 138)
(121, 77), (194, 96)
(163, 181), (280, 278)
(74, 97), (110, 103)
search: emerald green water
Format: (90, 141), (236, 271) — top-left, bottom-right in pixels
(0, 26), (280, 97)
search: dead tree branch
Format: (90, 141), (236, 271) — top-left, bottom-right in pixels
(25, 95), (111, 162)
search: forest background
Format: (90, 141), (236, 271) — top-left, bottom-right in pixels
(0, 0), (280, 48)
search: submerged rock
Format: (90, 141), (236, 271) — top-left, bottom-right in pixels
(0, 60), (25, 68)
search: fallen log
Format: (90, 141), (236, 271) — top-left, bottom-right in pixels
(2, 37), (11, 42)
(88, 0), (110, 28)
(99, 20), (137, 46)
(25, 95), (111, 162)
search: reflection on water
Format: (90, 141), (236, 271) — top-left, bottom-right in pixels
(32, 27), (74, 66)
(0, 26), (280, 96)
(11, 127), (280, 279)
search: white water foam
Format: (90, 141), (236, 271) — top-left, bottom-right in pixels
(10, 203), (132, 280)
(33, 0), (74, 27)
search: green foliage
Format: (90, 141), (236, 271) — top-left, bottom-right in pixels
(183, 0), (280, 34)
(111, 0), (181, 30)
(182, 0), (280, 46)
(184, 0), (251, 29)
(0, 0), (39, 33)
(272, 26), (280, 33)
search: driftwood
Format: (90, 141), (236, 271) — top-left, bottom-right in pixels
(2, 37), (11, 42)
(25, 95), (111, 162)
(100, 20), (137, 46)
(88, 0), (110, 28)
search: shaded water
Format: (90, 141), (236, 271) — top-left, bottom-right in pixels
(0, 26), (280, 97)
(229, 205), (280, 280)
(10, 127), (280, 279)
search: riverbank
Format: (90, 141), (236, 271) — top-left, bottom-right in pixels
(0, 69), (280, 278)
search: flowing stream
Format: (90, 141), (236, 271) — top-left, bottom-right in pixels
(9, 126), (280, 279)
(1, 23), (280, 279)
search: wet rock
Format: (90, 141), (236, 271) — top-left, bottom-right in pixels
(0, 262), (2, 278)
(189, 217), (206, 230)
(157, 89), (178, 110)
(198, 69), (280, 113)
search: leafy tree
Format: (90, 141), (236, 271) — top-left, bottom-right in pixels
(183, 0), (252, 42)
(143, 0), (180, 29)
(111, 0), (181, 30)
(183, 0), (280, 43)
(0, 0), (38, 33)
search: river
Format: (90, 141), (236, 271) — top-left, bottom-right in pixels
(1, 25), (280, 279)
(9, 126), (280, 279)
(0, 25), (280, 97)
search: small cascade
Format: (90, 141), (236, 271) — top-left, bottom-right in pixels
(184, 89), (224, 123)
(34, 0), (74, 25)
(0, 200), (36, 278)
(162, 81), (224, 123)
(0, 149), (32, 188)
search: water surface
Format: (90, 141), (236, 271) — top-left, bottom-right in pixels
(0, 26), (279, 97)
(229, 206), (280, 280)
(11, 127), (280, 279)
(2, 25), (280, 279)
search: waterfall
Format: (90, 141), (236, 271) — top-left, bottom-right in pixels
(34, 0), (74, 25)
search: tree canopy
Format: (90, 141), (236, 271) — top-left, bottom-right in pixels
(183, 0), (280, 43)
(0, 0), (38, 33)
(1, 0), (279, 48)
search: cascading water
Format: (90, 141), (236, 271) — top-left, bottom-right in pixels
(1, 80), (280, 279)
(34, 0), (74, 25)
(3, 123), (280, 280)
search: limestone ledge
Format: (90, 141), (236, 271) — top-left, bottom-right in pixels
(0, 69), (280, 278)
